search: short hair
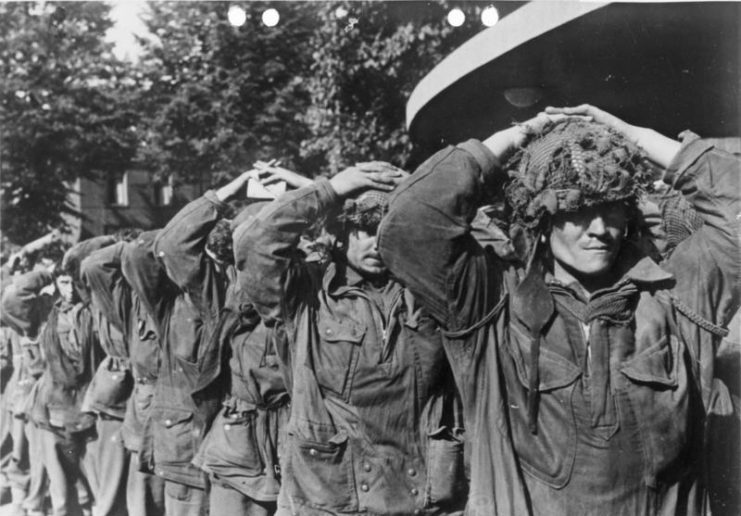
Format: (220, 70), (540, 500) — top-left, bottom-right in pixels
(206, 219), (234, 265)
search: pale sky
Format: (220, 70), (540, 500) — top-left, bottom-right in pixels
(105, 0), (149, 61)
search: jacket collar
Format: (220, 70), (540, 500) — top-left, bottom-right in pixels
(511, 242), (673, 334)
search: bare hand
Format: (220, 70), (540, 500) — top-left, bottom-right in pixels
(544, 105), (634, 139)
(253, 161), (313, 189)
(329, 164), (405, 198)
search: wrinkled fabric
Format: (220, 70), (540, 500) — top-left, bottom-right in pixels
(123, 193), (231, 489)
(194, 290), (289, 503)
(237, 179), (467, 516)
(379, 136), (740, 515)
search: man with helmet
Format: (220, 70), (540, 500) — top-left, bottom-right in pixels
(236, 162), (467, 516)
(378, 105), (740, 515)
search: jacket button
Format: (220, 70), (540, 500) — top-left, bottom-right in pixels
(411, 488), (419, 496)
(363, 463), (371, 472)
(158, 251), (165, 257)
(111, 374), (118, 380)
(165, 419), (172, 426)
(325, 328), (333, 335)
(360, 483), (369, 492)
(224, 424), (231, 431)
(309, 448), (318, 456)
(407, 468), (417, 477)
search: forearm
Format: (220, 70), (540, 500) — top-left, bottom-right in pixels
(379, 141), (499, 323)
(663, 135), (741, 326)
(153, 191), (228, 290)
(236, 179), (338, 322)
(81, 243), (130, 332)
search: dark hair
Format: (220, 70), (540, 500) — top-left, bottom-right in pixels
(206, 219), (234, 265)
(115, 228), (143, 242)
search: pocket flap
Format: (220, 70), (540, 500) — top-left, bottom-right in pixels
(151, 407), (193, 428)
(511, 347), (582, 392)
(620, 336), (678, 387)
(318, 319), (365, 344)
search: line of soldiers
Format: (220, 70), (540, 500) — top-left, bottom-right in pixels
(0, 106), (738, 516)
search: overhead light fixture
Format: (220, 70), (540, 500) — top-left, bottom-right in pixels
(503, 87), (543, 108)
(447, 8), (465, 27)
(228, 5), (246, 27)
(262, 8), (279, 27)
(481, 6), (499, 27)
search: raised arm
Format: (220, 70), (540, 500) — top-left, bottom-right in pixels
(0, 269), (54, 337)
(236, 164), (399, 324)
(662, 135), (740, 328)
(121, 231), (173, 335)
(235, 179), (339, 324)
(378, 137), (516, 330)
(80, 242), (131, 334)
(152, 191), (233, 293)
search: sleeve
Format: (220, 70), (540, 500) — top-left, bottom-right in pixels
(0, 270), (54, 336)
(234, 179), (338, 324)
(121, 233), (173, 335)
(80, 242), (131, 335)
(378, 140), (505, 331)
(153, 191), (229, 293)
(662, 133), (741, 330)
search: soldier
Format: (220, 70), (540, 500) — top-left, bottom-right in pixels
(82, 232), (167, 516)
(122, 171), (262, 515)
(378, 106), (740, 514)
(237, 162), (467, 516)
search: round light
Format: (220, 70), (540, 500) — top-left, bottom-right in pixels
(447, 8), (465, 27)
(227, 6), (246, 27)
(335, 6), (348, 19)
(262, 8), (279, 27)
(481, 6), (499, 27)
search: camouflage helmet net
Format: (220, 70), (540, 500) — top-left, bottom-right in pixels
(336, 161), (404, 231)
(504, 119), (653, 229)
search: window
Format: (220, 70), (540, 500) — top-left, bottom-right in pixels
(107, 172), (129, 206)
(154, 174), (174, 206)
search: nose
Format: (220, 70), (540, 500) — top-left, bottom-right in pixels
(587, 215), (608, 237)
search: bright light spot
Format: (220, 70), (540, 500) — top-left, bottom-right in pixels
(481, 6), (499, 27)
(228, 5), (247, 27)
(335, 6), (348, 19)
(447, 8), (465, 27)
(262, 8), (279, 27)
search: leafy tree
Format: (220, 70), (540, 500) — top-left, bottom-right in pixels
(136, 1), (320, 186)
(0, 2), (140, 243)
(300, 1), (485, 173)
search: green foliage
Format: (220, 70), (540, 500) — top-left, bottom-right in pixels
(300, 1), (483, 173)
(0, 2), (140, 243)
(2, 1), (491, 243)
(136, 1), (320, 184)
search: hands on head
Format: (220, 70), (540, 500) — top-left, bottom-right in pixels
(329, 162), (408, 198)
(483, 104), (680, 170)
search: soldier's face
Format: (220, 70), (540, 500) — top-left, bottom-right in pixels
(55, 274), (74, 303)
(346, 228), (386, 278)
(549, 202), (628, 282)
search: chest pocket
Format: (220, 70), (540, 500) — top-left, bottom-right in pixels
(505, 323), (582, 488)
(312, 318), (366, 401)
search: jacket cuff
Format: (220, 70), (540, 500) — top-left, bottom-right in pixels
(662, 131), (714, 186)
(314, 177), (341, 208)
(457, 139), (501, 173)
(203, 190), (230, 213)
